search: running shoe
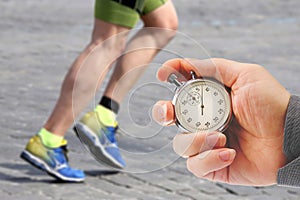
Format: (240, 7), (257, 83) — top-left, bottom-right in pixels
(20, 135), (85, 182)
(74, 111), (125, 169)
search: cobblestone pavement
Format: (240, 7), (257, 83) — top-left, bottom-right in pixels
(1, 0), (300, 199)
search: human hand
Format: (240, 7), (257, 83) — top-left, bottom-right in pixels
(152, 58), (291, 186)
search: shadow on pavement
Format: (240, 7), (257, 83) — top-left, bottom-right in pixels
(0, 162), (120, 184)
(84, 169), (120, 177)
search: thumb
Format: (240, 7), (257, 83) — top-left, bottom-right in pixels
(152, 101), (175, 126)
(157, 58), (248, 88)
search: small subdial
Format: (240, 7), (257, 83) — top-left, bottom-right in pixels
(187, 91), (201, 106)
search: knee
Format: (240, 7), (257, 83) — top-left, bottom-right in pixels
(162, 18), (178, 41)
(159, 18), (178, 40)
(160, 17), (178, 32)
(89, 34), (127, 55)
(144, 18), (178, 45)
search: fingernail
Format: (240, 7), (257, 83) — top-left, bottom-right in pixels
(219, 149), (235, 162)
(206, 133), (219, 148)
(152, 102), (171, 126)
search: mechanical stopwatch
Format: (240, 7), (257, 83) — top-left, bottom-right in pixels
(168, 72), (232, 133)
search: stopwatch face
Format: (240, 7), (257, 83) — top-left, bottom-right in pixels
(173, 79), (232, 133)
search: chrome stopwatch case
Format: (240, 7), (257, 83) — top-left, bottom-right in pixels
(168, 72), (232, 133)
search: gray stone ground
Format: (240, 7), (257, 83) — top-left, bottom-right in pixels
(1, 0), (300, 199)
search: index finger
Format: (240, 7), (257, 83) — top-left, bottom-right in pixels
(157, 58), (246, 88)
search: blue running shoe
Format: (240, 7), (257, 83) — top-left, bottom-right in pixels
(20, 135), (85, 182)
(74, 111), (125, 169)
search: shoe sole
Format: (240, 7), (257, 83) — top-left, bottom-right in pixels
(20, 150), (84, 182)
(74, 123), (124, 169)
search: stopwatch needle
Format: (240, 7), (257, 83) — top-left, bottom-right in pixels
(201, 85), (204, 115)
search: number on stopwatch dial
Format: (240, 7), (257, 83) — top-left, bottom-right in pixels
(168, 73), (232, 133)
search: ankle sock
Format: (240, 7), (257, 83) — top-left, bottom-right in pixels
(38, 128), (64, 148)
(99, 96), (119, 114)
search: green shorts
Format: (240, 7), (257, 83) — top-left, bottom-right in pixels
(94, 0), (168, 28)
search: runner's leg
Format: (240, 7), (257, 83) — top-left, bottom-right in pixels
(44, 19), (129, 137)
(101, 0), (178, 104)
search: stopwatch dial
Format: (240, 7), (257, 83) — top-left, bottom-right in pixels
(174, 80), (231, 132)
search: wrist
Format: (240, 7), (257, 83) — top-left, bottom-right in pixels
(283, 95), (300, 162)
(276, 95), (300, 187)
